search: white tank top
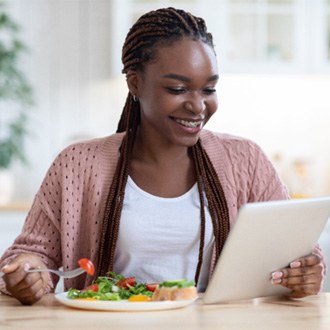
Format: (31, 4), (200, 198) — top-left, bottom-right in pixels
(113, 176), (214, 292)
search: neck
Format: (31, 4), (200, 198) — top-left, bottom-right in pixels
(132, 128), (191, 165)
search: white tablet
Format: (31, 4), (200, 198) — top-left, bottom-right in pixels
(203, 197), (330, 304)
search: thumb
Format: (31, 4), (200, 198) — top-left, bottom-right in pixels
(1, 261), (28, 274)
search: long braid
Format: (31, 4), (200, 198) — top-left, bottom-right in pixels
(190, 146), (206, 283)
(192, 142), (230, 260)
(97, 95), (139, 276)
(97, 7), (230, 283)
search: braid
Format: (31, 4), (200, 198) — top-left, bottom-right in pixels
(97, 94), (139, 276)
(191, 142), (230, 261)
(97, 7), (230, 284)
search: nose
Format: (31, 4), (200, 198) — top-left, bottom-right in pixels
(183, 92), (206, 115)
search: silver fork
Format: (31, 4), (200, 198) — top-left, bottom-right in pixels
(0, 267), (86, 279)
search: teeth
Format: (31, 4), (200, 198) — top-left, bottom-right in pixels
(175, 119), (202, 128)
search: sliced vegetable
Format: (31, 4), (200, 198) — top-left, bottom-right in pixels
(117, 277), (136, 289)
(146, 283), (158, 292)
(78, 258), (95, 276)
(128, 294), (152, 302)
(159, 279), (195, 288)
(83, 284), (99, 292)
(68, 288), (120, 301)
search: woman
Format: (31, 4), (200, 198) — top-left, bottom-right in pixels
(0, 7), (325, 305)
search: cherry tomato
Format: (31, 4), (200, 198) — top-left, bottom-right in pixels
(128, 295), (151, 302)
(78, 258), (95, 276)
(83, 284), (99, 292)
(146, 283), (158, 292)
(116, 277), (136, 288)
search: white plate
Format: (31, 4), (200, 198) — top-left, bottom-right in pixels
(55, 292), (198, 312)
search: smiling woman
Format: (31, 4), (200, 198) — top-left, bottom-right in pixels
(98, 8), (232, 287)
(0, 7), (326, 306)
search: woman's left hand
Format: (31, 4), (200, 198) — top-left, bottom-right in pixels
(271, 253), (325, 298)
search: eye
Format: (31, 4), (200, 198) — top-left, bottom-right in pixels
(203, 87), (217, 95)
(166, 87), (187, 95)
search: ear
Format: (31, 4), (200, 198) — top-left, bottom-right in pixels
(126, 70), (140, 97)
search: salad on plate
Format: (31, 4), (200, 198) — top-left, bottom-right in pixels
(67, 272), (197, 302)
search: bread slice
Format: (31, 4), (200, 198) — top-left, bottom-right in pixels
(152, 285), (197, 301)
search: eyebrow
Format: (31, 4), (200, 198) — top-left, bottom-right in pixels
(162, 73), (219, 83)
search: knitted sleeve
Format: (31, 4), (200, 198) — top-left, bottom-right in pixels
(0, 135), (117, 294)
(0, 150), (67, 294)
(244, 140), (289, 202)
(0, 197), (60, 294)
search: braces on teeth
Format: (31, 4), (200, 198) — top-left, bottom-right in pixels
(176, 119), (201, 128)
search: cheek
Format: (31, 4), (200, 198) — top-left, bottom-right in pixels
(139, 96), (169, 123)
(208, 96), (218, 116)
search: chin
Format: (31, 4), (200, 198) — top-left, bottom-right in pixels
(175, 135), (200, 148)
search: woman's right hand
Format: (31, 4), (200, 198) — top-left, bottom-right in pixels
(1, 253), (50, 305)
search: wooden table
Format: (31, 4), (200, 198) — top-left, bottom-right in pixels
(1, 293), (330, 329)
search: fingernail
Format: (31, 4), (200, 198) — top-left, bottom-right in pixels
(1, 265), (9, 271)
(271, 278), (282, 285)
(290, 261), (301, 268)
(23, 263), (31, 272)
(271, 271), (283, 280)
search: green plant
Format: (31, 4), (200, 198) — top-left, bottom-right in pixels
(0, 0), (34, 169)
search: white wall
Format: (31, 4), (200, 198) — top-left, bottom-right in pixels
(206, 74), (330, 197)
(4, 0), (330, 200)
(6, 0), (114, 200)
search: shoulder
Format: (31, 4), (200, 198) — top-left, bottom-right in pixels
(200, 129), (259, 146)
(200, 129), (288, 211)
(41, 133), (125, 188)
(55, 133), (125, 159)
(200, 129), (264, 161)
(37, 133), (125, 216)
(48, 133), (125, 172)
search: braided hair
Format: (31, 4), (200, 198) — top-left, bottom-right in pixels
(97, 7), (230, 284)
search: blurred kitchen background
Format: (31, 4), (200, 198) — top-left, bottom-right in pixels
(0, 0), (330, 290)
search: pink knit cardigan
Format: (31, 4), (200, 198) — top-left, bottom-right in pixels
(0, 130), (290, 293)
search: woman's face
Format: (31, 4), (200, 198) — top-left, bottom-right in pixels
(134, 38), (219, 148)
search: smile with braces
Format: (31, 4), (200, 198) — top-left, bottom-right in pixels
(175, 118), (203, 128)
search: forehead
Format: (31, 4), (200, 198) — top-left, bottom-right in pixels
(144, 38), (218, 78)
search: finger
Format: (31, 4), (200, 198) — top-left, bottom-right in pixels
(271, 264), (323, 287)
(271, 267), (303, 284)
(2, 260), (31, 280)
(10, 275), (45, 305)
(15, 285), (44, 305)
(1, 262), (21, 274)
(4, 268), (41, 294)
(290, 254), (321, 268)
(278, 265), (322, 284)
(15, 276), (45, 299)
(3, 269), (28, 290)
(270, 271), (283, 285)
(282, 266), (309, 278)
(276, 258), (323, 280)
(280, 272), (316, 287)
(286, 284), (318, 298)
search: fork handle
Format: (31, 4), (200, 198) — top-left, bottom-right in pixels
(26, 268), (57, 274)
